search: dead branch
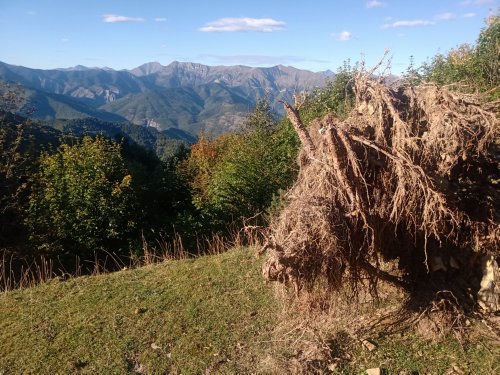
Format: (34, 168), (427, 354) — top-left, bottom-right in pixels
(282, 102), (316, 156)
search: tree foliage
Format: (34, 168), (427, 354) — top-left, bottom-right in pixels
(27, 136), (137, 256)
(0, 119), (33, 246)
(179, 100), (300, 232)
(208, 100), (299, 221)
(298, 60), (357, 124)
(122, 138), (191, 241)
(421, 15), (499, 99)
(0, 87), (57, 247)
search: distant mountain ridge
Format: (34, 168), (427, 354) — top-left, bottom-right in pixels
(0, 60), (330, 135)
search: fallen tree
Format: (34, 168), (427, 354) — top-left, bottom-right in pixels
(262, 71), (499, 306)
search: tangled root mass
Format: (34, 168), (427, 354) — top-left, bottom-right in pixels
(262, 73), (499, 298)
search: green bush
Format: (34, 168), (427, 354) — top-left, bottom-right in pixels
(0, 120), (32, 246)
(421, 15), (499, 99)
(298, 61), (357, 124)
(207, 107), (299, 222)
(179, 100), (300, 233)
(27, 136), (137, 256)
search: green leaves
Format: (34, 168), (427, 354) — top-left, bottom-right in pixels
(421, 15), (499, 99)
(27, 136), (137, 256)
(180, 100), (300, 232)
(298, 62), (357, 124)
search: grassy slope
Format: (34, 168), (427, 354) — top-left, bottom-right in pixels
(1, 247), (498, 374)
(0, 248), (278, 374)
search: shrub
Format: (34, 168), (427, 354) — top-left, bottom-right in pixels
(421, 15), (499, 99)
(179, 100), (300, 233)
(27, 136), (137, 257)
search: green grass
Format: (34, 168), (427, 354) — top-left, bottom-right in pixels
(269, 314), (498, 375)
(0, 247), (278, 374)
(341, 332), (498, 374)
(1, 247), (498, 374)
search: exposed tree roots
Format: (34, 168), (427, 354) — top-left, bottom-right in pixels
(262, 72), (499, 304)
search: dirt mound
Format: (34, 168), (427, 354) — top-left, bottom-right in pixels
(262, 73), (499, 299)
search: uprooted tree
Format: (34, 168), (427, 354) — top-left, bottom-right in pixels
(262, 70), (499, 310)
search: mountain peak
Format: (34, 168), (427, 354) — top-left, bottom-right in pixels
(130, 61), (165, 76)
(168, 61), (208, 69)
(56, 65), (92, 71)
(321, 69), (335, 77)
(0, 60), (329, 136)
(56, 65), (117, 72)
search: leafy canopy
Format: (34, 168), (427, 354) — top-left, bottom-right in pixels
(179, 99), (300, 232)
(27, 136), (137, 256)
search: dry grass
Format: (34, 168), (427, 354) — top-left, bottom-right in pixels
(264, 279), (500, 374)
(1, 223), (262, 292)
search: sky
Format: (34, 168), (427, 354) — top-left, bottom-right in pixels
(0, 0), (497, 74)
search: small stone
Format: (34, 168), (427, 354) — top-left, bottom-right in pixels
(362, 339), (377, 352)
(150, 343), (161, 350)
(451, 363), (464, 374)
(366, 368), (381, 375)
(133, 362), (145, 374)
(477, 255), (500, 312)
(327, 363), (338, 371)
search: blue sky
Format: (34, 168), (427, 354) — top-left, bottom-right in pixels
(0, 0), (497, 73)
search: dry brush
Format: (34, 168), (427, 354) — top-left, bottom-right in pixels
(262, 72), (499, 300)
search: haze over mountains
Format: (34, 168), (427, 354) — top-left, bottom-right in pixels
(0, 61), (329, 136)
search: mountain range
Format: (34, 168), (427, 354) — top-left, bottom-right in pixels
(0, 61), (330, 136)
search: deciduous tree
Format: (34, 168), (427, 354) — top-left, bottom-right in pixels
(28, 136), (137, 256)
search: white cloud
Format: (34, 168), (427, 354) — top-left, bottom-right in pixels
(339, 31), (352, 41)
(463, 12), (477, 17)
(435, 12), (456, 21)
(332, 31), (352, 41)
(198, 17), (285, 32)
(61, 38), (70, 43)
(155, 17), (167, 22)
(382, 19), (435, 28)
(366, 1), (386, 8)
(102, 14), (145, 23)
